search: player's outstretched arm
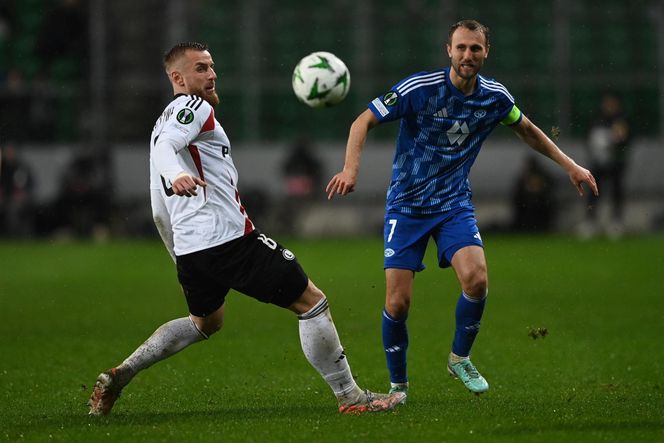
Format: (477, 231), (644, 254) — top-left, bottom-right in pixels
(326, 109), (379, 200)
(511, 115), (599, 197)
(152, 137), (208, 198)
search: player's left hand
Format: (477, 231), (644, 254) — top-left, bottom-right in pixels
(569, 165), (598, 197)
(173, 173), (207, 197)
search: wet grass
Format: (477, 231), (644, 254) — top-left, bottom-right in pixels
(1, 235), (663, 442)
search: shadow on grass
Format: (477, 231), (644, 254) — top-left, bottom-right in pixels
(111, 404), (334, 424)
(6, 403), (335, 433)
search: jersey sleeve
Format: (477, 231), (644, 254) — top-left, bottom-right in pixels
(159, 96), (215, 152)
(489, 81), (522, 126)
(151, 188), (176, 263)
(367, 71), (436, 123)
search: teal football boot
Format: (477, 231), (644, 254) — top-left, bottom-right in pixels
(447, 356), (489, 394)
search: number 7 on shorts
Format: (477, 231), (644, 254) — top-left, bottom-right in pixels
(387, 219), (397, 242)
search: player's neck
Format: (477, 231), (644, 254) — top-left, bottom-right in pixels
(449, 69), (477, 96)
(173, 86), (188, 97)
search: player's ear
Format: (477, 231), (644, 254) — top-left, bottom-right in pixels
(446, 44), (452, 58)
(171, 71), (185, 87)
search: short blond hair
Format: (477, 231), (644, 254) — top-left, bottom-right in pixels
(163, 42), (209, 71)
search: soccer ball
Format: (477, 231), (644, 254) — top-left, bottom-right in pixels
(292, 51), (350, 108)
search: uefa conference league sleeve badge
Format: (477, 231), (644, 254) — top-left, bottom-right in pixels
(176, 108), (195, 125)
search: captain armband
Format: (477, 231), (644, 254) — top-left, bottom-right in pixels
(500, 104), (522, 126)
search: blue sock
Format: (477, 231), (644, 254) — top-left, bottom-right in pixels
(382, 308), (408, 384)
(452, 292), (487, 357)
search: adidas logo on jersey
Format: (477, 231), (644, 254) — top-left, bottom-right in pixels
(433, 107), (448, 118)
(447, 121), (470, 146)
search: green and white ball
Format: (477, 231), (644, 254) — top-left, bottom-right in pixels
(292, 51), (350, 108)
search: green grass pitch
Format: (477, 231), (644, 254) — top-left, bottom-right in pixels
(1, 235), (663, 442)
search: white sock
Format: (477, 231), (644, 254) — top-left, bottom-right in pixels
(449, 352), (470, 364)
(298, 298), (363, 404)
(115, 316), (207, 385)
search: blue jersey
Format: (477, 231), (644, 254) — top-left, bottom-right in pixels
(368, 67), (522, 215)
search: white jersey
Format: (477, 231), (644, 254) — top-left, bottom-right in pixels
(149, 94), (254, 256)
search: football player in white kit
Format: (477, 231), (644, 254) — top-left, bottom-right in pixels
(87, 42), (405, 416)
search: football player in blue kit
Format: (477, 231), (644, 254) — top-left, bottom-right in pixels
(326, 20), (598, 398)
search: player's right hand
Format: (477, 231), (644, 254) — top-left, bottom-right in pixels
(172, 173), (207, 197)
(326, 170), (356, 200)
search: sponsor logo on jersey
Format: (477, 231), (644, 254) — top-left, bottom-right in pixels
(384, 248), (395, 257)
(474, 109), (487, 118)
(177, 108), (194, 124)
(382, 91), (399, 106)
(282, 249), (295, 260)
(474, 232), (482, 241)
(447, 121), (470, 146)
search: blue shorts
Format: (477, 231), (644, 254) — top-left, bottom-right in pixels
(383, 208), (483, 271)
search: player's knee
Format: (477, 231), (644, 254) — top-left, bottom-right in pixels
(306, 280), (326, 302)
(200, 319), (223, 336)
(463, 273), (488, 300)
(289, 280), (325, 315)
(191, 313), (224, 336)
(385, 293), (410, 318)
(458, 261), (488, 299)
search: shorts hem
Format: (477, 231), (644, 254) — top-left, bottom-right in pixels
(271, 275), (309, 308)
(188, 299), (225, 318)
(383, 264), (423, 272)
(441, 241), (484, 268)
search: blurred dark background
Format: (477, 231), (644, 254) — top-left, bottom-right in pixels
(1, 0), (662, 240)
